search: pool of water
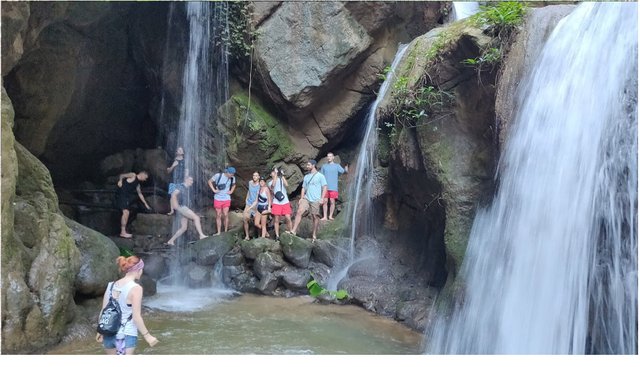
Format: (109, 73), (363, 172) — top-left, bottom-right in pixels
(48, 285), (422, 355)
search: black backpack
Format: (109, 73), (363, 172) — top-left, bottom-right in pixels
(215, 171), (235, 191)
(97, 282), (132, 336)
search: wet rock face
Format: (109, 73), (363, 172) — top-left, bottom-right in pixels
(495, 5), (576, 147)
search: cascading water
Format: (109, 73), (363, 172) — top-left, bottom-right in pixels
(425, 2), (637, 354)
(325, 44), (409, 290)
(174, 1), (229, 212)
(158, 2), (231, 301)
(451, 2), (480, 21)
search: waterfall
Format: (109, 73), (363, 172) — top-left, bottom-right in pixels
(451, 2), (480, 21)
(426, 2), (637, 354)
(325, 44), (409, 290)
(161, 2), (230, 297)
(175, 1), (229, 211)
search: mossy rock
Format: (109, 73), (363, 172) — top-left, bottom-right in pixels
(221, 91), (295, 170)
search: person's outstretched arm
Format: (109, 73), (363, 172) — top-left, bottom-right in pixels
(136, 185), (151, 210)
(129, 285), (158, 347)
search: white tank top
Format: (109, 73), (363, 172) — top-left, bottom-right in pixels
(111, 280), (139, 337)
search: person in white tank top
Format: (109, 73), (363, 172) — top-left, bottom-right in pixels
(96, 255), (159, 355)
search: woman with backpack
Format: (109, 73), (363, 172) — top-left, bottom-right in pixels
(96, 255), (159, 354)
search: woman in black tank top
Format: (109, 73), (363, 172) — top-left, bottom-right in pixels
(250, 177), (271, 238)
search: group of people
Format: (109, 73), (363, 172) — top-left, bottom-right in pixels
(114, 147), (348, 244)
(239, 153), (348, 242)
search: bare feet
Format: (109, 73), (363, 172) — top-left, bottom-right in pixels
(328, 217), (334, 221)
(199, 234), (208, 239)
(244, 236), (250, 241)
(320, 217), (328, 221)
(167, 211), (174, 216)
(119, 233), (133, 239)
(167, 241), (175, 246)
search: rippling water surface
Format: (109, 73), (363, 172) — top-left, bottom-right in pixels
(49, 289), (421, 355)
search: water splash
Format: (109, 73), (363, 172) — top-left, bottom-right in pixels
(162, 3), (231, 301)
(426, 2), (637, 354)
(451, 2), (480, 21)
(325, 44), (409, 290)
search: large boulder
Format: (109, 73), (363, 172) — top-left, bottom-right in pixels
(66, 218), (120, 297)
(279, 232), (313, 268)
(1, 103), (81, 353)
(254, 1), (372, 109)
(378, 20), (497, 282)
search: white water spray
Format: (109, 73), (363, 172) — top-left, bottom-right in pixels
(325, 44), (409, 290)
(426, 2), (637, 354)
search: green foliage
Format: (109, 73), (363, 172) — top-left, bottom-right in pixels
(306, 278), (349, 300)
(384, 80), (454, 140)
(463, 2), (526, 74)
(220, 1), (260, 62)
(377, 65), (392, 81)
(462, 47), (502, 67)
(426, 30), (455, 62)
(473, 1), (526, 31)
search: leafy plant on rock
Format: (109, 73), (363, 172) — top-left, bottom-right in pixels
(307, 277), (349, 301)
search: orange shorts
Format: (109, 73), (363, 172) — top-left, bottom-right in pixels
(213, 199), (231, 209)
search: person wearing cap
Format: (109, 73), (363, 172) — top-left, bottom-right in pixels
(96, 255), (158, 354)
(290, 159), (328, 242)
(320, 152), (348, 221)
(208, 166), (237, 235)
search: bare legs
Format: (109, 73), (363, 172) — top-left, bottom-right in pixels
(223, 207), (230, 232)
(291, 209), (303, 236)
(167, 217), (188, 245)
(243, 210), (251, 240)
(215, 208), (223, 235)
(311, 214), (320, 242)
(321, 198), (336, 220)
(274, 214), (292, 239)
(167, 207), (208, 245)
(120, 209), (132, 238)
(254, 213), (269, 238)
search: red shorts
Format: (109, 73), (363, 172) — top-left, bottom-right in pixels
(325, 190), (339, 199)
(213, 199), (231, 209)
(271, 203), (292, 216)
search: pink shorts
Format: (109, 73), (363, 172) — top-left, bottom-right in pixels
(213, 199), (231, 209)
(271, 203), (292, 216)
(325, 190), (339, 199)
